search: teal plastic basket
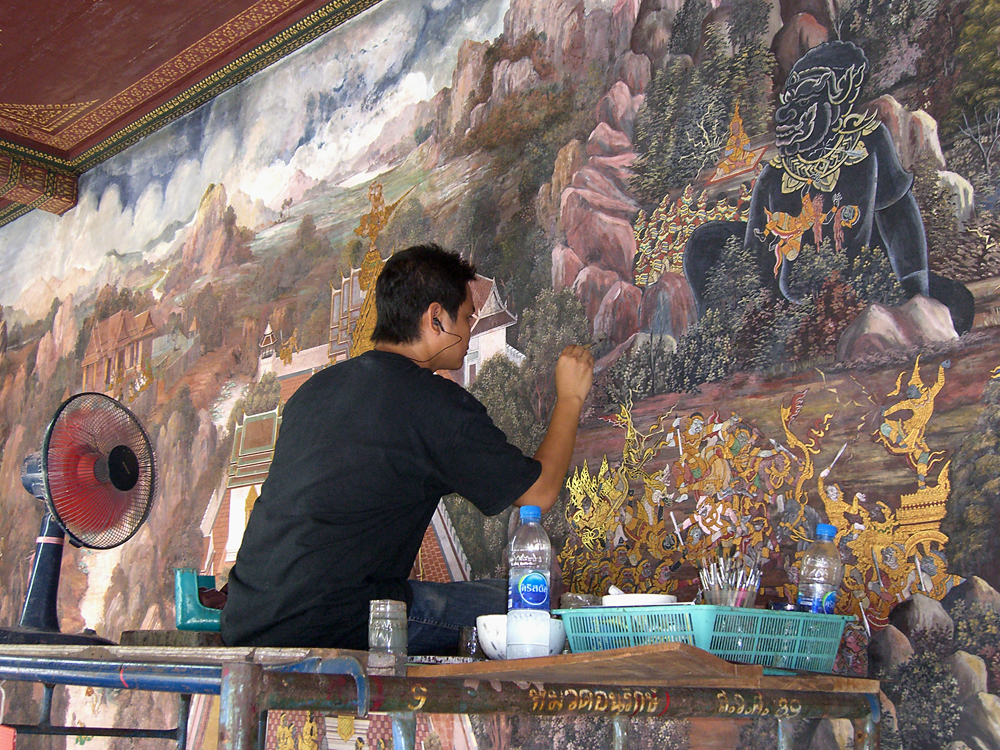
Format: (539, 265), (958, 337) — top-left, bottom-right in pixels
(553, 605), (852, 674)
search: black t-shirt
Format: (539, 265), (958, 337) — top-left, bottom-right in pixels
(220, 350), (541, 649)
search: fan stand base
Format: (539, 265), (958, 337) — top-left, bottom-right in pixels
(0, 626), (115, 645)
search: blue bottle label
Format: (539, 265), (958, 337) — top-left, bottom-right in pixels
(510, 571), (549, 610)
(797, 590), (837, 614)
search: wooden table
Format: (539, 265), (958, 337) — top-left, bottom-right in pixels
(0, 642), (880, 749)
(406, 643), (880, 749)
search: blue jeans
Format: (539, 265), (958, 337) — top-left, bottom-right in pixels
(407, 579), (507, 655)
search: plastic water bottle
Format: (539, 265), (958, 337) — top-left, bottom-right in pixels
(507, 505), (551, 659)
(796, 523), (844, 614)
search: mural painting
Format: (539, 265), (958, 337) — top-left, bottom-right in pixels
(0, 0), (999, 747)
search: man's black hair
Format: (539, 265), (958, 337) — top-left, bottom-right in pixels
(372, 243), (477, 345)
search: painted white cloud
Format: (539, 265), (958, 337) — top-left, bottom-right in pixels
(0, 0), (508, 309)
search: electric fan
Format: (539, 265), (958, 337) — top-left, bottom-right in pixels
(0, 392), (157, 644)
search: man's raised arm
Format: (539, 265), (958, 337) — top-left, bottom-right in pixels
(515, 344), (594, 513)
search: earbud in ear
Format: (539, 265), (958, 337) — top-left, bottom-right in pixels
(433, 317), (442, 330)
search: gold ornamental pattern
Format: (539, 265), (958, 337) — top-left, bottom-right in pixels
(0, 101), (98, 133)
(0, 154), (77, 215)
(560, 358), (962, 643)
(0, 0), (305, 148)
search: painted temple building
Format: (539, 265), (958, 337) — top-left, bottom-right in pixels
(261, 268), (522, 394)
(80, 308), (157, 396)
(453, 274), (522, 388)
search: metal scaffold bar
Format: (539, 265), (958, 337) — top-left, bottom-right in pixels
(0, 654), (222, 694)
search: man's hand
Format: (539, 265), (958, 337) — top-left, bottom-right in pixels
(554, 345), (594, 404)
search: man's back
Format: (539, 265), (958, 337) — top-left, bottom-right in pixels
(221, 349), (539, 648)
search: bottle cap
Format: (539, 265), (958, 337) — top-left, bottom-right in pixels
(815, 523), (837, 539)
(519, 505), (541, 521)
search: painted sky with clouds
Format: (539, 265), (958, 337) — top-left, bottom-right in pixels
(0, 0), (507, 309)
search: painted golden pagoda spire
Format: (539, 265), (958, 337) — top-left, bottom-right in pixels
(349, 182), (414, 357)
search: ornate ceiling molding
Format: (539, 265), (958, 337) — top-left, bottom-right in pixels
(0, 0), (383, 228)
(68, 0), (384, 172)
(0, 101), (99, 133)
(0, 153), (78, 221)
(0, 0), (315, 152)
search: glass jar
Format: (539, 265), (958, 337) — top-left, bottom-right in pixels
(368, 599), (407, 676)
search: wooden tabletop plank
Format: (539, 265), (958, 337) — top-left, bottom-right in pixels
(409, 642), (755, 683)
(407, 643), (878, 693)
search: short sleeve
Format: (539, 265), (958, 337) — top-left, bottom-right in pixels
(439, 395), (542, 516)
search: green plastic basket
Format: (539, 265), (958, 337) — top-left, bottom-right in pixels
(553, 605), (852, 674)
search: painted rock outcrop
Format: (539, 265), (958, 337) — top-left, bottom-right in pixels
(770, 11), (828, 85)
(545, 79), (647, 347)
(180, 183), (252, 276)
(836, 295), (958, 362)
(871, 95), (947, 171)
(638, 272), (697, 341)
(870, 579), (1000, 750)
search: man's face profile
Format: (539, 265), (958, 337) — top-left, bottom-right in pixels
(437, 286), (476, 371)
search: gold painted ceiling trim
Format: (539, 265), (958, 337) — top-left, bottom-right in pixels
(0, 0), (382, 173)
(0, 153), (77, 215)
(0, 101), (99, 133)
(0, 0), (318, 150)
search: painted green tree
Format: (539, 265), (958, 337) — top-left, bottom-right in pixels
(840, 0), (948, 95)
(471, 288), (589, 454)
(381, 197), (433, 255)
(633, 22), (732, 200)
(912, 0), (969, 123)
(607, 227), (906, 395)
(943, 376), (1000, 592)
(953, 0), (1000, 120)
(472, 354), (543, 455)
(449, 288), (590, 578)
(231, 371), (281, 419)
(633, 0), (774, 203)
(726, 0), (775, 135)
(884, 652), (962, 750)
(667, 0), (711, 57)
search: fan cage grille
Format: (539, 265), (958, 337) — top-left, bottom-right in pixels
(43, 393), (156, 549)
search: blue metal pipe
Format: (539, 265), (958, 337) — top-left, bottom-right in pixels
(11, 723), (181, 739)
(0, 655), (222, 694)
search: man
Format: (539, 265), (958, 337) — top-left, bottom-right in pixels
(221, 244), (594, 653)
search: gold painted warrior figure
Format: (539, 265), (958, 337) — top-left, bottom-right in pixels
(299, 712), (319, 750)
(350, 183), (415, 358)
(276, 714), (295, 750)
(719, 103), (757, 175)
(755, 192), (829, 273)
(875, 357), (948, 487)
(817, 475), (864, 547)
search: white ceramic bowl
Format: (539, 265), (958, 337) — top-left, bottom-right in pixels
(476, 614), (566, 660)
(600, 593), (678, 607)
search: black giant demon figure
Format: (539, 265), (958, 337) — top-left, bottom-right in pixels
(683, 41), (974, 333)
